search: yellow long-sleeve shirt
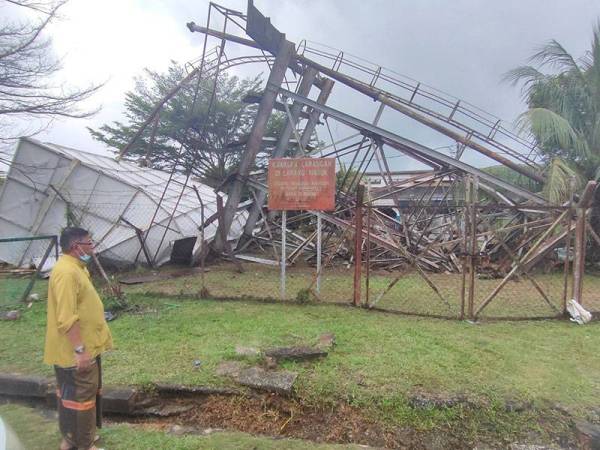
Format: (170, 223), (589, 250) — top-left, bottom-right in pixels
(44, 254), (113, 367)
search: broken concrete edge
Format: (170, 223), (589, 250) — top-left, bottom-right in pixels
(234, 332), (335, 363)
(575, 420), (600, 449)
(0, 372), (262, 415)
(0, 373), (48, 398)
(234, 367), (298, 397)
(0, 373), (139, 414)
(153, 383), (241, 396)
(214, 361), (298, 396)
(263, 346), (328, 362)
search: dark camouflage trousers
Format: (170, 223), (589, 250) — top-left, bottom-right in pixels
(54, 357), (102, 449)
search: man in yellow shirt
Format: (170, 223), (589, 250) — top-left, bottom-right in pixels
(44, 227), (112, 450)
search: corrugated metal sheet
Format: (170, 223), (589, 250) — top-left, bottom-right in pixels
(0, 138), (247, 268)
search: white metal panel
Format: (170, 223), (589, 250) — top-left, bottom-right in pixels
(0, 138), (248, 268)
(121, 192), (167, 229)
(0, 219), (29, 265)
(33, 201), (67, 237)
(61, 166), (101, 206)
(100, 222), (137, 250)
(0, 181), (43, 229)
(11, 140), (62, 190)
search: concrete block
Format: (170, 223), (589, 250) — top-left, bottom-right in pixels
(0, 373), (49, 398)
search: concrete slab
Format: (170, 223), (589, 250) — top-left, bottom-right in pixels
(103, 387), (138, 414)
(576, 421), (600, 450)
(235, 345), (261, 357)
(154, 383), (240, 396)
(216, 361), (244, 378)
(45, 386), (138, 414)
(0, 373), (49, 398)
(234, 367), (297, 396)
(264, 346), (327, 361)
(318, 332), (336, 349)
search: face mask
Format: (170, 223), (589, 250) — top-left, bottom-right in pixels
(79, 254), (92, 263)
(74, 243), (92, 264)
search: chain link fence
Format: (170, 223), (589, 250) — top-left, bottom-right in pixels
(124, 204), (600, 320)
(359, 203), (593, 320)
(0, 235), (57, 312)
(103, 200), (598, 322)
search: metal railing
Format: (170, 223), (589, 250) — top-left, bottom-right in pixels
(296, 40), (541, 168)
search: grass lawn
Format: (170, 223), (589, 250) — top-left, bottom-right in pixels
(0, 403), (360, 449)
(123, 262), (600, 318)
(0, 275), (47, 311)
(1, 269), (599, 445)
(2, 275), (600, 414)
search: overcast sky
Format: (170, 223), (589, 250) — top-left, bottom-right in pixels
(4, 0), (600, 171)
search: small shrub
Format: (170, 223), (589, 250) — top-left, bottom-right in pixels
(295, 288), (313, 304)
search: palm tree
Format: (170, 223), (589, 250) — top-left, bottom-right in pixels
(504, 20), (600, 203)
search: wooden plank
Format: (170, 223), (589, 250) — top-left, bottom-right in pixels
(235, 254), (279, 266)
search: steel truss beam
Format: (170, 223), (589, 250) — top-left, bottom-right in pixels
(279, 89), (546, 205)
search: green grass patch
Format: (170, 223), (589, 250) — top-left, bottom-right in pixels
(2, 286), (600, 419)
(124, 263), (600, 318)
(0, 276), (47, 310)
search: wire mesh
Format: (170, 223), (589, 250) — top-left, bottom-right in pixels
(115, 200), (596, 324)
(0, 236), (56, 311)
(362, 204), (464, 318)
(360, 202), (576, 320)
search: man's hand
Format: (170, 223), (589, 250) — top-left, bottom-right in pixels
(75, 351), (93, 372)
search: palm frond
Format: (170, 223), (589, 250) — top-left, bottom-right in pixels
(584, 20), (600, 94)
(579, 50), (594, 71)
(542, 158), (583, 203)
(530, 39), (583, 78)
(516, 108), (589, 158)
(590, 118), (600, 154)
(502, 65), (545, 86)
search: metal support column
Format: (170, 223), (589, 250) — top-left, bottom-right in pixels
(213, 39), (296, 253)
(353, 184), (365, 306)
(242, 66), (318, 240)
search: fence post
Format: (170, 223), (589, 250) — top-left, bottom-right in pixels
(562, 191), (574, 314)
(353, 184), (365, 306)
(365, 206), (371, 307)
(573, 208), (587, 306)
(281, 210), (287, 300)
(460, 179), (469, 319)
(21, 237), (56, 302)
(467, 176), (478, 319)
(572, 181), (597, 305)
(316, 212), (322, 295)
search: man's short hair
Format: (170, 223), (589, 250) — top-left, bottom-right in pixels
(59, 227), (89, 253)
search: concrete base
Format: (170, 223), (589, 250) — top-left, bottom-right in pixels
(0, 373), (49, 398)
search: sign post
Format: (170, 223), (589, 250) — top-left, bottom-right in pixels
(268, 158), (336, 300)
(281, 210), (286, 300)
(316, 212), (322, 294)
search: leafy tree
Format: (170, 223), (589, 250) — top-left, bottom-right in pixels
(505, 21), (600, 203)
(483, 164), (542, 193)
(89, 61), (286, 188)
(0, 0), (101, 146)
(336, 162), (362, 195)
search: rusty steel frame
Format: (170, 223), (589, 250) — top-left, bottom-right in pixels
(110, 0), (598, 321)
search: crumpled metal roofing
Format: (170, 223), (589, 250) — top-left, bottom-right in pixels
(0, 137), (246, 268)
